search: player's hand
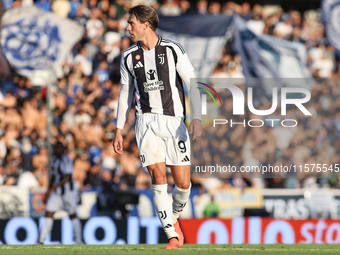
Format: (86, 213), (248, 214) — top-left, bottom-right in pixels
(113, 130), (124, 155)
(189, 119), (202, 140)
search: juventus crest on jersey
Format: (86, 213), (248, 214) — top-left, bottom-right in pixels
(120, 36), (194, 118)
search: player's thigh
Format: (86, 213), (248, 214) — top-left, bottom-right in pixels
(62, 192), (77, 215)
(136, 115), (166, 167)
(165, 117), (191, 166)
(46, 193), (63, 212)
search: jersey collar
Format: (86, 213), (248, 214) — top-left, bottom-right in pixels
(137, 36), (162, 50)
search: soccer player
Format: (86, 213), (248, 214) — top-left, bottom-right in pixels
(113, 5), (202, 249)
(0, 0), (10, 79)
(38, 142), (82, 244)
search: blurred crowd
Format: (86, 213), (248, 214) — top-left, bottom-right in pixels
(192, 79), (340, 190)
(0, 0), (339, 193)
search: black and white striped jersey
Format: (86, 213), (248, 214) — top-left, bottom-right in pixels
(50, 154), (74, 195)
(117, 36), (195, 129)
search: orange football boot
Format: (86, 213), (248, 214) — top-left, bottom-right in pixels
(163, 238), (180, 249)
(174, 221), (184, 247)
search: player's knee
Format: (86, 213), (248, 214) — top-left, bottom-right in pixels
(177, 181), (191, 190)
(152, 174), (167, 185)
(148, 168), (167, 184)
(69, 214), (77, 219)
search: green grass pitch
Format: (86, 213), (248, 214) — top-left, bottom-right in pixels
(1, 244), (340, 255)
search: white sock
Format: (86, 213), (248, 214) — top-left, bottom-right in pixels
(39, 217), (53, 244)
(172, 183), (191, 223)
(72, 217), (82, 244)
(152, 184), (178, 240)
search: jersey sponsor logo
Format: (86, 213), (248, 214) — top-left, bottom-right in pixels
(181, 156), (190, 162)
(135, 55), (141, 60)
(147, 69), (156, 80)
(158, 54), (165, 65)
(143, 80), (164, 93)
(134, 61), (143, 68)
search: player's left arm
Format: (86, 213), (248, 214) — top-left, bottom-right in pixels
(44, 174), (72, 203)
(176, 49), (202, 140)
(181, 70), (202, 140)
(54, 174), (72, 188)
(49, 174), (72, 191)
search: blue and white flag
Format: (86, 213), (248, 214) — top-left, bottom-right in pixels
(1, 6), (84, 78)
(321, 0), (340, 55)
(233, 15), (310, 79)
(232, 15), (313, 95)
(156, 13), (312, 96)
(157, 14), (233, 78)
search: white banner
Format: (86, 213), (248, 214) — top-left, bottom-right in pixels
(0, 186), (29, 219)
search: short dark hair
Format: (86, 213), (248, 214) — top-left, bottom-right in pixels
(54, 141), (65, 150)
(128, 5), (159, 31)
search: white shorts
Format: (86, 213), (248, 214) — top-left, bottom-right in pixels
(46, 191), (77, 215)
(135, 113), (191, 167)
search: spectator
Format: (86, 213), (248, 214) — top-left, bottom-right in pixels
(86, 8), (105, 39)
(196, 0), (208, 15)
(51, 0), (71, 18)
(1, 0), (340, 193)
(17, 167), (40, 189)
(160, 0), (181, 16)
(240, 2), (251, 20)
(74, 48), (93, 77)
(179, 0), (191, 14)
(84, 37), (100, 61)
(84, 162), (103, 189)
(113, 0), (126, 18)
(94, 61), (109, 84)
(98, 0), (110, 17)
(274, 14), (293, 39)
(247, 13), (265, 36)
(69, 0), (81, 18)
(106, 5), (120, 33)
(208, 2), (221, 15)
(36, 0), (51, 12)
(203, 195), (220, 217)
(32, 146), (48, 170)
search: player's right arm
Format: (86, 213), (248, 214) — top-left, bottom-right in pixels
(113, 53), (134, 154)
(172, 41), (202, 140)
